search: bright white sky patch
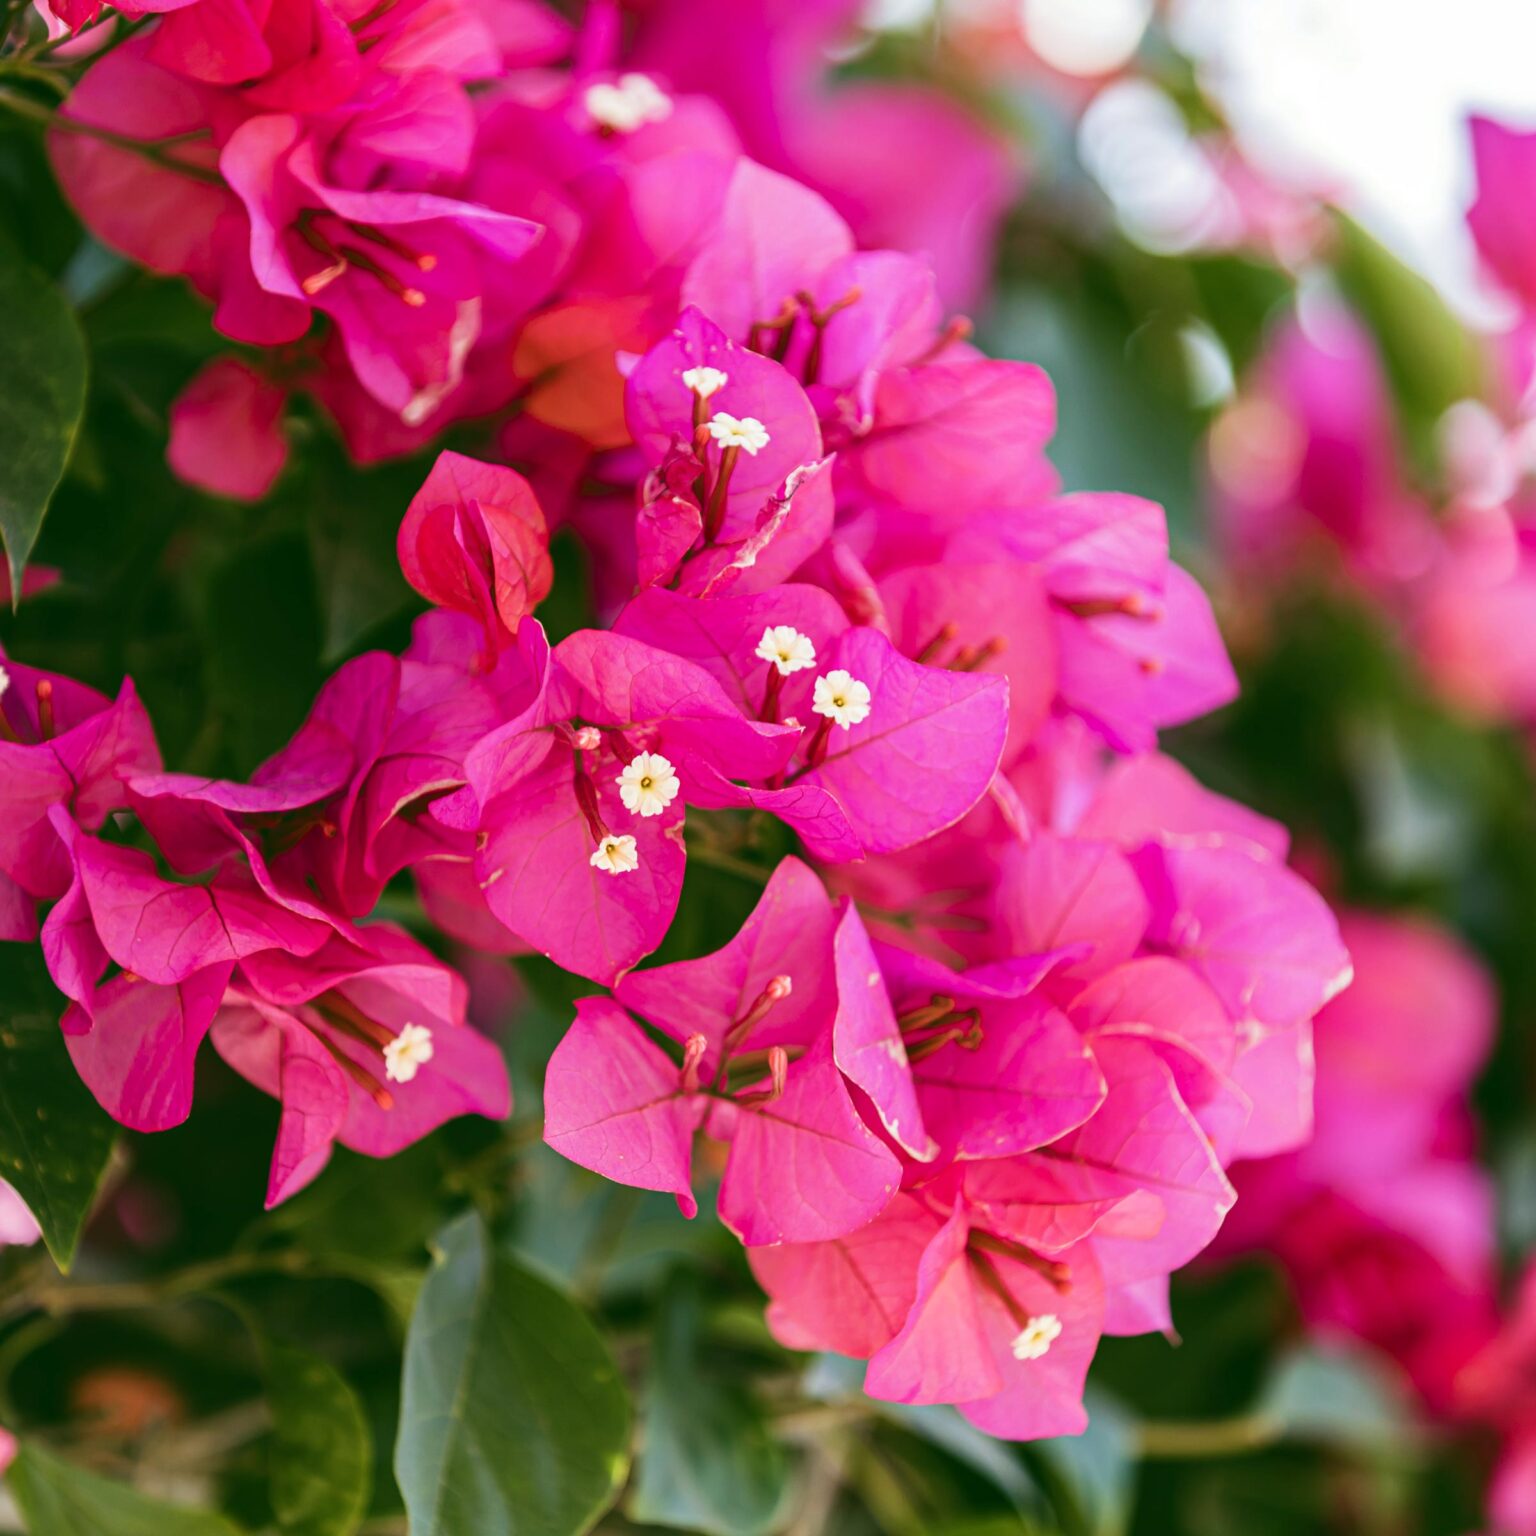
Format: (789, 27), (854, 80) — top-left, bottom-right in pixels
(1171, 0), (1536, 318)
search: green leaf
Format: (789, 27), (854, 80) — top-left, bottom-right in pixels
(628, 1272), (790, 1536)
(0, 946), (116, 1271)
(263, 1341), (373, 1536)
(6, 1443), (243, 1536)
(1030, 1390), (1136, 1536)
(1258, 1342), (1413, 1455)
(1331, 212), (1483, 437)
(395, 1211), (631, 1536)
(0, 247), (87, 595)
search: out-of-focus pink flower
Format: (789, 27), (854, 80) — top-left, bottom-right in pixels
(167, 356), (289, 499)
(1208, 309), (1439, 592)
(1469, 116), (1536, 312)
(0, 1182), (40, 1249)
(1218, 911), (1498, 1413)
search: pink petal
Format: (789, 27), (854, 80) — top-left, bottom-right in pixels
(543, 996), (703, 1214)
(714, 1043), (901, 1245)
(167, 357), (289, 501)
(797, 627), (1008, 856)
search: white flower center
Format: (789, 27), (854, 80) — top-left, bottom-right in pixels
(754, 625), (816, 676)
(616, 751), (680, 818)
(812, 669), (872, 731)
(682, 365), (728, 399)
(383, 1023), (435, 1084)
(583, 73), (674, 134)
(1010, 1313), (1063, 1361)
(707, 412), (770, 455)
(590, 834), (640, 874)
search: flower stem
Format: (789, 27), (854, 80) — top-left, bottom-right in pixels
(1135, 1413), (1281, 1459)
(0, 86), (222, 184)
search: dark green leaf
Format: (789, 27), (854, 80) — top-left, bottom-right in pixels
(0, 247), (87, 594)
(395, 1211), (631, 1536)
(0, 946), (116, 1270)
(263, 1341), (373, 1536)
(7, 1443), (243, 1536)
(628, 1273), (790, 1535)
(304, 455), (416, 663)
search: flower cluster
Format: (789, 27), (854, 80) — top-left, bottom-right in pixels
(46, 0), (1016, 498)
(7, 0), (1357, 1443)
(0, 634), (511, 1208)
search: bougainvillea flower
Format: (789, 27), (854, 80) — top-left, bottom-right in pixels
(462, 623), (798, 982)
(839, 358), (1059, 517)
(543, 993), (900, 1245)
(876, 559), (1056, 762)
(0, 654), (161, 902)
(751, 1189), (1105, 1439)
(49, 43), (301, 342)
(775, 626), (1009, 857)
(63, 823), (330, 988)
(624, 307), (830, 594)
(947, 492), (1237, 752)
(396, 450), (552, 645)
(167, 356), (290, 500)
(1130, 838), (1352, 1031)
(679, 158), (854, 344)
(219, 77), (542, 419)
(608, 855), (928, 1156)
(873, 942), (1106, 1162)
(211, 924), (510, 1205)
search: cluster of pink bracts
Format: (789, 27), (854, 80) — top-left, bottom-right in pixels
(3, 0), (1359, 1443)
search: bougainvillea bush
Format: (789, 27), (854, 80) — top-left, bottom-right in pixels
(0, 3), (1529, 1534)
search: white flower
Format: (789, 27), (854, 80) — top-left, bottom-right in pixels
(682, 365), (729, 399)
(583, 73), (673, 134)
(590, 834), (640, 874)
(707, 412), (770, 455)
(812, 669), (872, 731)
(383, 1023), (435, 1084)
(1010, 1314), (1063, 1361)
(616, 751), (680, 818)
(754, 625), (817, 677)
(0, 663), (9, 701)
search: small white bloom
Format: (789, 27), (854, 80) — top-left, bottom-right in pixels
(590, 833), (640, 874)
(812, 669), (872, 731)
(572, 725), (603, 751)
(1010, 1314), (1063, 1362)
(0, 663), (9, 701)
(682, 365), (729, 399)
(383, 1023), (435, 1084)
(616, 751), (680, 818)
(583, 73), (673, 134)
(754, 625), (816, 677)
(707, 412), (771, 455)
